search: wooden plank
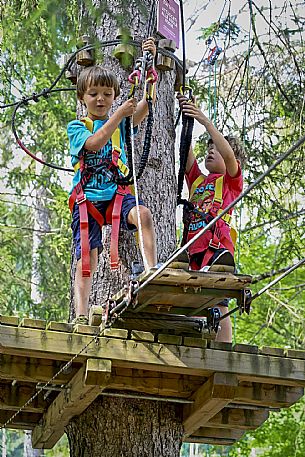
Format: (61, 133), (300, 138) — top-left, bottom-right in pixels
(285, 349), (305, 360)
(233, 382), (304, 408)
(137, 268), (252, 289)
(108, 370), (204, 398)
(19, 318), (46, 330)
(32, 358), (111, 449)
(0, 411), (41, 429)
(103, 328), (128, 339)
(183, 337), (208, 349)
(233, 344), (259, 354)
(187, 426), (244, 441)
(1, 326), (305, 386)
(73, 324), (99, 336)
(0, 354), (78, 384)
(134, 285), (241, 314)
(183, 373), (238, 437)
(46, 322), (73, 333)
(158, 334), (182, 345)
(186, 436), (237, 445)
(206, 407), (269, 430)
(0, 316), (19, 326)
(131, 330), (155, 342)
(208, 341), (232, 351)
(259, 347), (285, 357)
(0, 383), (46, 413)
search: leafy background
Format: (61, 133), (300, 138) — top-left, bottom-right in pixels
(0, 0), (304, 455)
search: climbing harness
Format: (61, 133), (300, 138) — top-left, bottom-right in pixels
(68, 117), (131, 276)
(182, 175), (237, 264)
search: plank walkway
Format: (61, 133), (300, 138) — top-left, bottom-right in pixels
(0, 314), (305, 449)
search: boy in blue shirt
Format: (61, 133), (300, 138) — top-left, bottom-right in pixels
(68, 38), (157, 324)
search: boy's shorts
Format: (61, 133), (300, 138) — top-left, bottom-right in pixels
(72, 194), (144, 260)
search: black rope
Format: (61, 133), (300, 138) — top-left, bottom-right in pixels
(137, 99), (153, 179)
(177, 113), (194, 204)
(146, 2), (156, 38)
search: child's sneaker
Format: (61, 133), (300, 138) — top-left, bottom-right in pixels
(200, 249), (235, 273)
(72, 315), (89, 325)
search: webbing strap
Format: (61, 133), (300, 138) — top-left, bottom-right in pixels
(214, 175), (223, 204)
(110, 193), (125, 270)
(73, 118), (129, 176)
(189, 174), (205, 199)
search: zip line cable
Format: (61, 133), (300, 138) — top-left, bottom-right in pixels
(218, 257), (305, 323)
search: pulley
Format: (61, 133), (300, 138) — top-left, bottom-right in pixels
(76, 35), (95, 67)
(156, 39), (176, 72)
(113, 29), (136, 68)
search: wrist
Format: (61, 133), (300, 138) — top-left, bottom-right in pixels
(111, 108), (124, 122)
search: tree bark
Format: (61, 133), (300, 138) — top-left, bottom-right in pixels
(66, 397), (183, 457)
(67, 0), (179, 454)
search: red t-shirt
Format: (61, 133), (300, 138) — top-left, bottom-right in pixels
(185, 160), (243, 256)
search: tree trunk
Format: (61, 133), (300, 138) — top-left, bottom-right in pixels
(67, 0), (179, 454)
(66, 397), (183, 457)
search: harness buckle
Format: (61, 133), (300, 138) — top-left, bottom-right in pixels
(77, 195), (87, 205)
(209, 239), (221, 250)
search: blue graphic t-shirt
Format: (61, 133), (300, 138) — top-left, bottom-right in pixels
(67, 118), (128, 201)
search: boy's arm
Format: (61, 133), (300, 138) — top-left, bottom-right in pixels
(84, 100), (136, 151)
(176, 94), (204, 176)
(179, 97), (239, 177)
(133, 37), (157, 127)
(185, 145), (196, 174)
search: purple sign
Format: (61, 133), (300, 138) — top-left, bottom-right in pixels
(157, 0), (180, 49)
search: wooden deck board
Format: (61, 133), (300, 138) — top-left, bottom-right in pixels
(0, 313), (304, 449)
(111, 268), (252, 317)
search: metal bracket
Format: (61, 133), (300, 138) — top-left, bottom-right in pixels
(206, 307), (221, 333)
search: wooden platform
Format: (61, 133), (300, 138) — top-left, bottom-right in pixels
(111, 268), (252, 318)
(0, 315), (305, 449)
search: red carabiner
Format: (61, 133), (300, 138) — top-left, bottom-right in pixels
(128, 70), (141, 85)
(146, 67), (158, 84)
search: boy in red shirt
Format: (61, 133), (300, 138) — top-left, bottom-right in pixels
(177, 94), (245, 342)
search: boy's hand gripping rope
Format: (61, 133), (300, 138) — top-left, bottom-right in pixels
(177, 86), (194, 206)
(118, 49), (158, 186)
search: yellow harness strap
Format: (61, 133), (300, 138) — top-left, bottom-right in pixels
(189, 174), (206, 199)
(189, 173), (237, 245)
(73, 117), (129, 177)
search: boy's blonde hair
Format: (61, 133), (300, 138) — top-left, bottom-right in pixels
(77, 66), (120, 99)
(208, 135), (246, 167)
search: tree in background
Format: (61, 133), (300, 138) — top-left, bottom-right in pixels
(0, 0), (305, 455)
